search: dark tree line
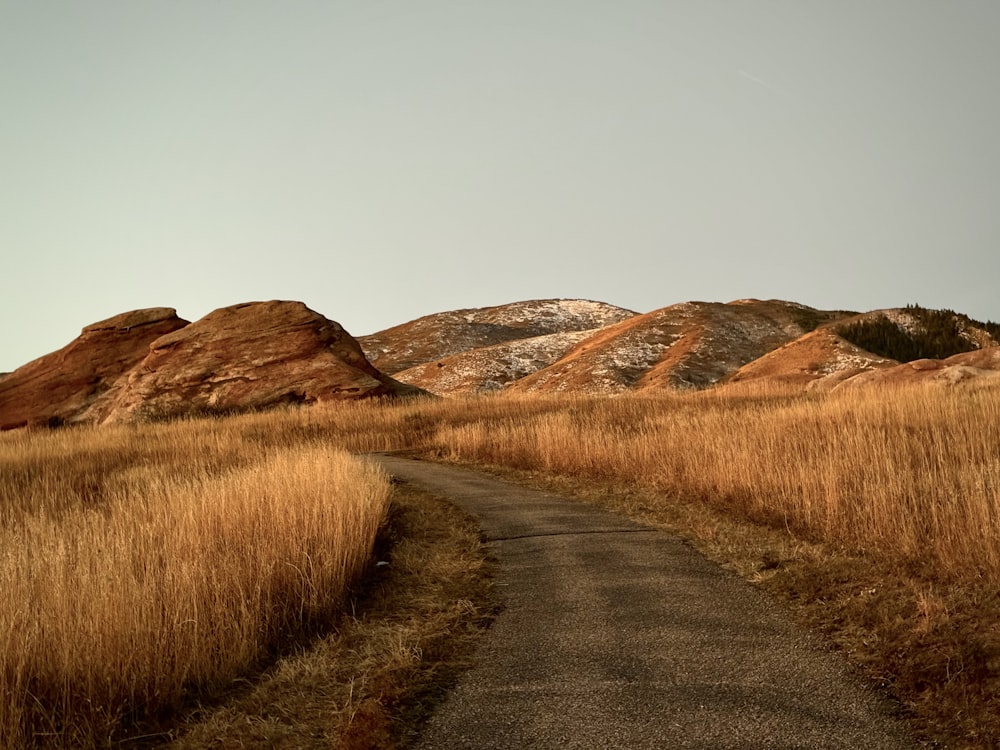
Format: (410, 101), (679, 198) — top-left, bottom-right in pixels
(836, 304), (999, 362)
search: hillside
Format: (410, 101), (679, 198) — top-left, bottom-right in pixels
(835, 346), (1000, 389)
(103, 301), (422, 423)
(0, 301), (418, 429)
(358, 299), (636, 375)
(0, 308), (190, 430)
(508, 299), (851, 394)
(725, 327), (896, 390)
(5, 297), (1000, 429)
(390, 329), (602, 395)
(377, 299), (1000, 396)
(725, 306), (1000, 391)
(834, 306), (1000, 362)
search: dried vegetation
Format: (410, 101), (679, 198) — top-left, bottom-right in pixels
(302, 383), (1000, 747)
(4, 381), (1000, 747)
(0, 418), (390, 747)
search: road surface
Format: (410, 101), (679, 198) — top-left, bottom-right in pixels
(374, 455), (918, 750)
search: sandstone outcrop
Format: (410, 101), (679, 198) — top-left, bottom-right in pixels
(103, 301), (422, 423)
(0, 308), (189, 429)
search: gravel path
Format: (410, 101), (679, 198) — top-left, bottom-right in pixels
(374, 455), (918, 750)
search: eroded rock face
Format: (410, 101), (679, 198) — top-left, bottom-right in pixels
(0, 308), (190, 429)
(103, 300), (421, 423)
(392, 329), (603, 395)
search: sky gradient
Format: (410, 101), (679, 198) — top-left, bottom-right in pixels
(3, 1), (999, 372)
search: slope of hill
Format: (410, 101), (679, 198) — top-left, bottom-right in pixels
(834, 306), (1000, 362)
(835, 345), (1000, 389)
(0, 301), (419, 429)
(724, 327), (897, 390)
(358, 299), (637, 375)
(508, 299), (851, 393)
(724, 306), (1000, 391)
(0, 308), (189, 429)
(390, 329), (602, 395)
(104, 301), (422, 423)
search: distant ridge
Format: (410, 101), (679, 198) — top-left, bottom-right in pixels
(359, 299), (636, 376)
(4, 297), (1000, 429)
(361, 298), (1000, 396)
(359, 299), (636, 395)
(509, 299), (848, 394)
(729, 306), (1000, 391)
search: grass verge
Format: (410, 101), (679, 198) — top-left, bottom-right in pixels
(162, 480), (497, 750)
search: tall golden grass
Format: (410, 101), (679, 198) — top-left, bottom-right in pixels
(425, 385), (1000, 581)
(275, 382), (1000, 584)
(227, 383), (1000, 747)
(0, 417), (389, 747)
(4, 381), (998, 745)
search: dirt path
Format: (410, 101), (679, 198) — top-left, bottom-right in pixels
(374, 455), (918, 750)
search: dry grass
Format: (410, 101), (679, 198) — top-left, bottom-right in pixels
(424, 386), (1000, 583)
(397, 385), (1000, 748)
(164, 481), (496, 750)
(0, 418), (390, 747)
(6, 382), (1000, 747)
(270, 384), (999, 747)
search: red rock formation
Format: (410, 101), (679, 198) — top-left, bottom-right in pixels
(0, 308), (189, 429)
(103, 300), (422, 423)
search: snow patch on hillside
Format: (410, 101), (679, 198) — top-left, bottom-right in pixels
(395, 329), (599, 394)
(472, 299), (635, 331)
(591, 338), (675, 379)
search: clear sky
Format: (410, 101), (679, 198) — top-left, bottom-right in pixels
(3, 1), (999, 372)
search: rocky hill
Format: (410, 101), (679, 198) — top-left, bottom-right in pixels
(0, 308), (190, 430)
(505, 299), (850, 394)
(5, 297), (999, 429)
(0, 301), (419, 429)
(833, 306), (1000, 361)
(722, 305), (1000, 391)
(368, 298), (1000, 396)
(834, 345), (1000, 389)
(390, 328), (604, 395)
(358, 299), (636, 377)
(104, 301), (422, 423)
(724, 327), (895, 390)
(366, 299), (848, 396)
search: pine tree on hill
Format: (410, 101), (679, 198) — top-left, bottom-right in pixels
(835, 305), (996, 362)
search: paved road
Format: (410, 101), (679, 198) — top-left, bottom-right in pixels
(374, 455), (918, 750)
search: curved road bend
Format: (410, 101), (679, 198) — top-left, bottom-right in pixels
(374, 455), (918, 750)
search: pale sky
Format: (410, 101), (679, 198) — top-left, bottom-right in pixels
(3, 1), (999, 372)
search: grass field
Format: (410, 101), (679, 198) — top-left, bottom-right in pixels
(0, 418), (390, 747)
(293, 382), (1000, 746)
(3, 382), (999, 746)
